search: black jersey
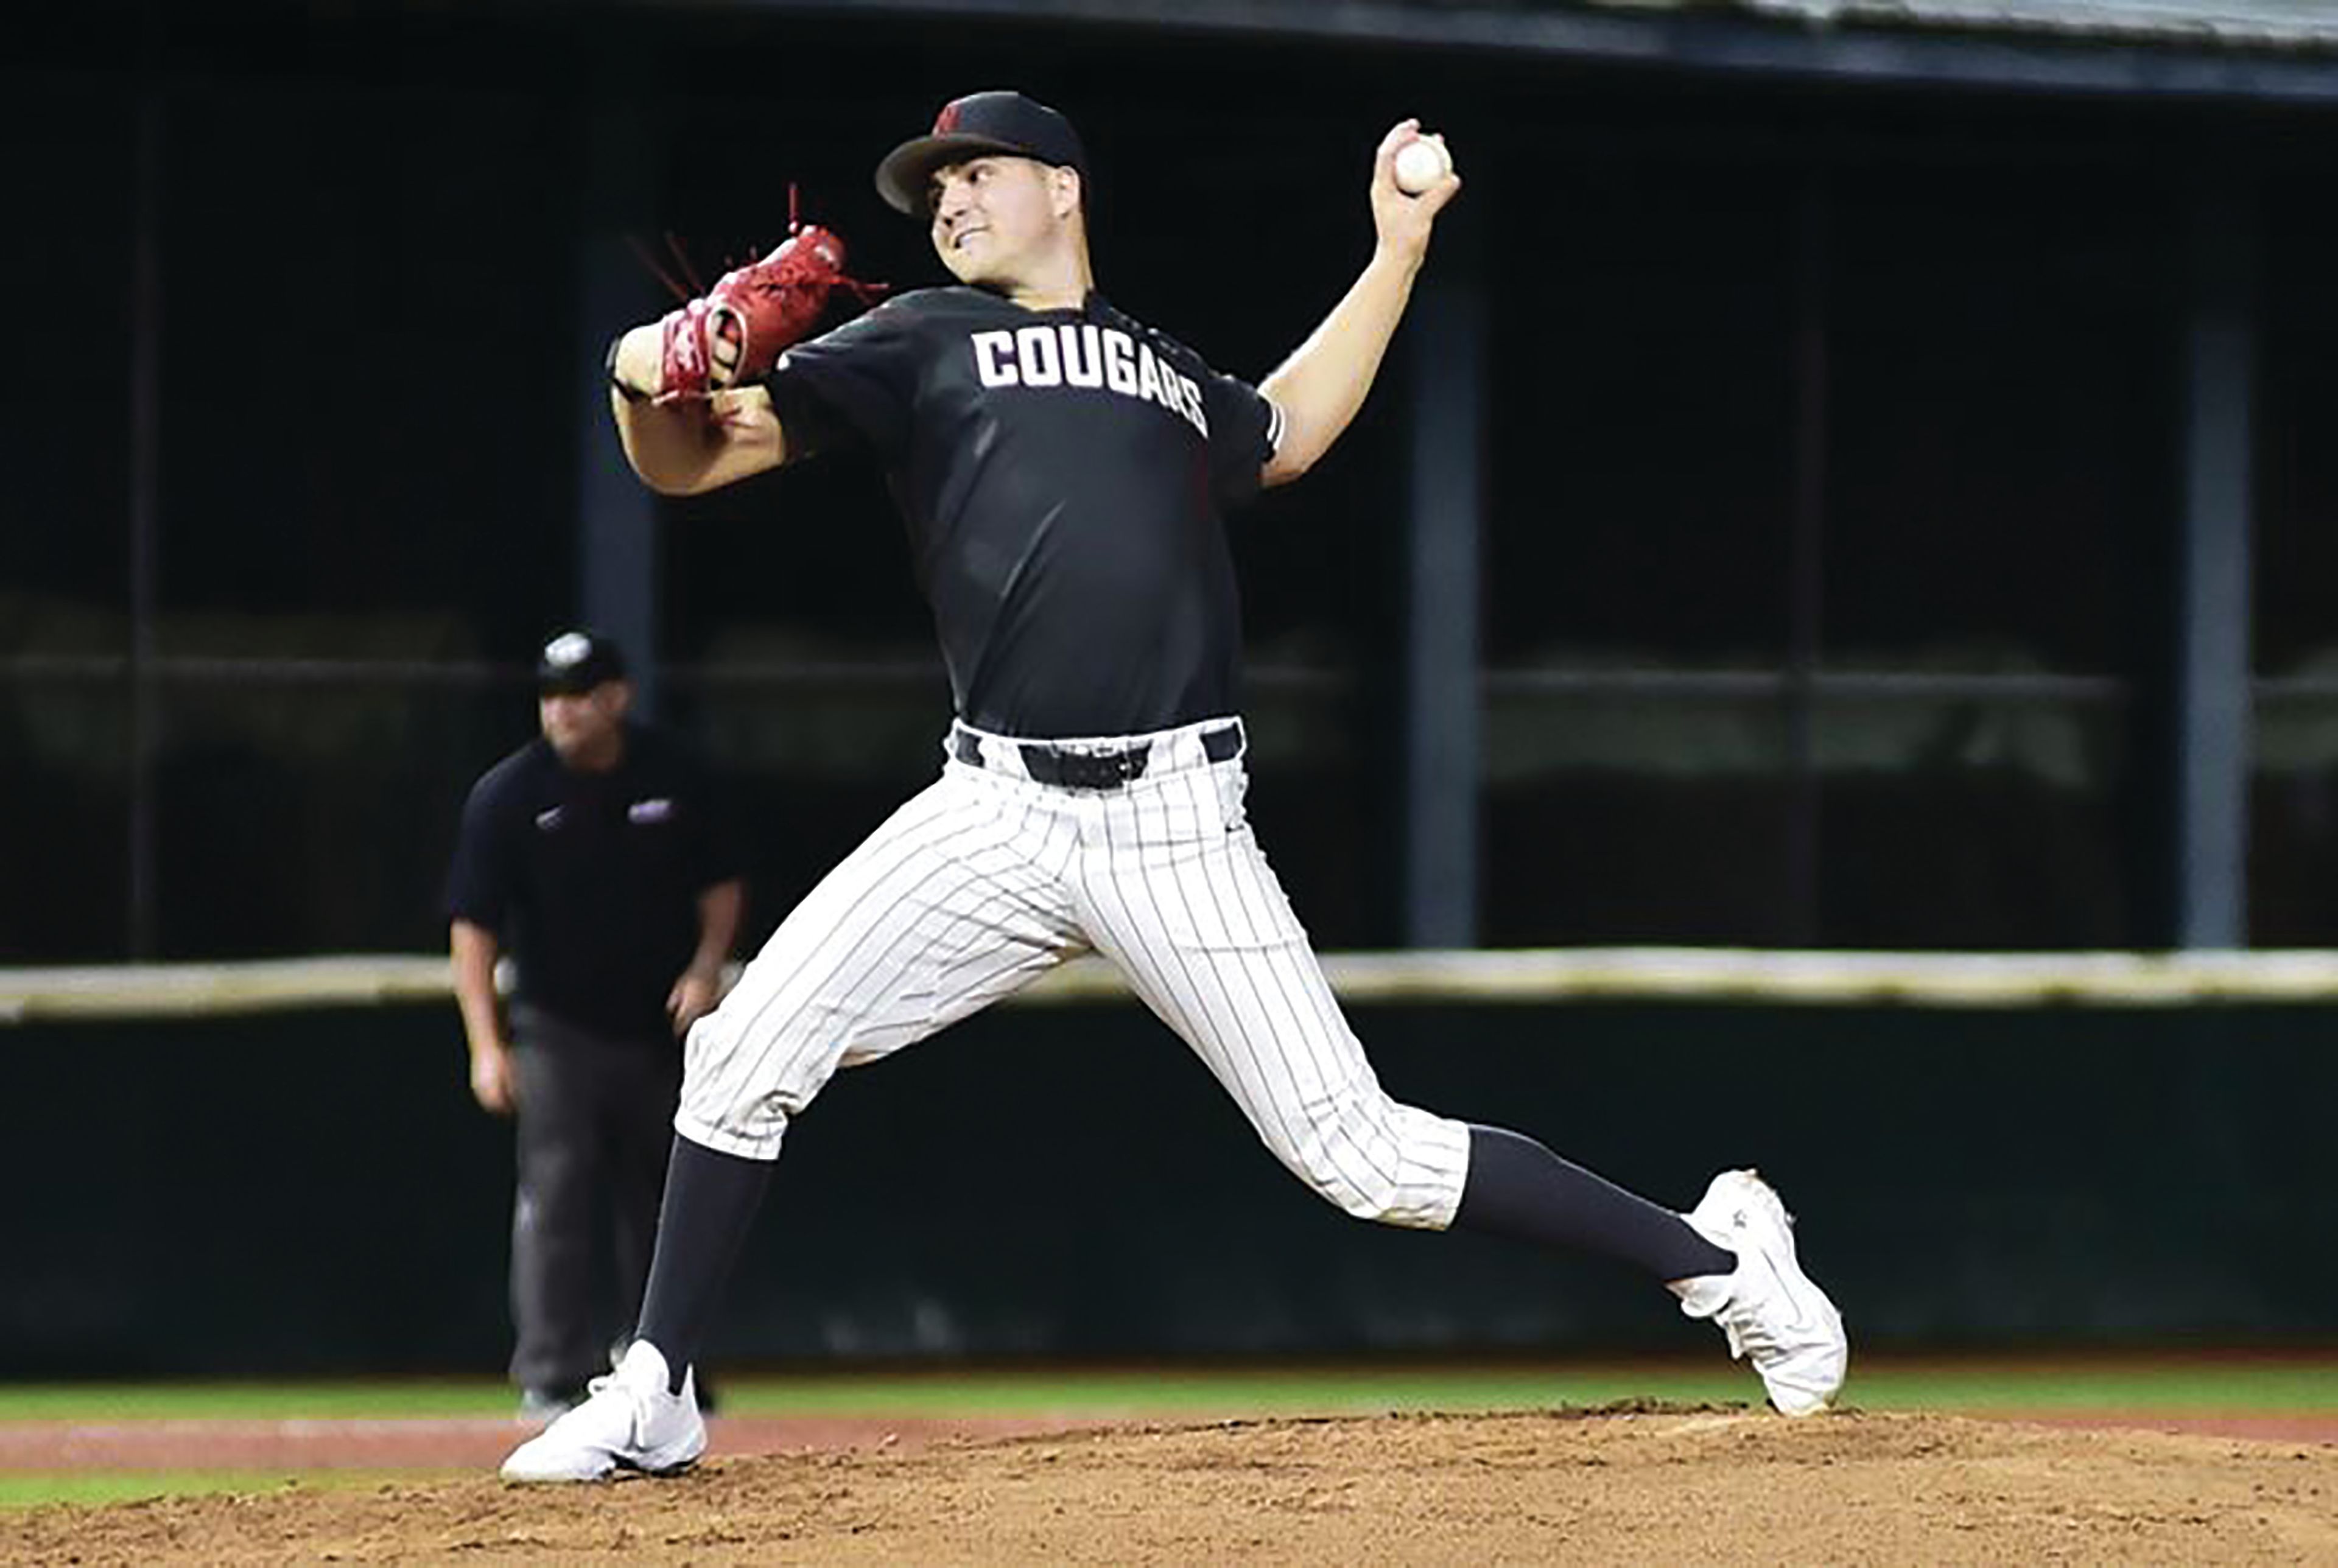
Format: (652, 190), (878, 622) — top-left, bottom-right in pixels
(446, 724), (739, 1041)
(764, 287), (1283, 740)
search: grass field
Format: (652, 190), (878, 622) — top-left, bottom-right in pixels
(4, 1351), (2332, 1510)
(7, 1351), (2336, 1421)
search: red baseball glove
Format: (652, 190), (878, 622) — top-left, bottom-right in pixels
(647, 193), (883, 400)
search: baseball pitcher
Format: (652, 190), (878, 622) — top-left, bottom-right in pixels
(504, 91), (1845, 1483)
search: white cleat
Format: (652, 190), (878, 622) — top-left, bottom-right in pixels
(1674, 1168), (1848, 1416)
(500, 1339), (707, 1483)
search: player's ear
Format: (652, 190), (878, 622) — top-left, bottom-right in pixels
(1051, 164), (1083, 222)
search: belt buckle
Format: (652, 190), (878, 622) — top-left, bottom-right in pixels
(1042, 742), (1149, 790)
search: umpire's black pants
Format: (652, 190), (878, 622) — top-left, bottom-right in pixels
(508, 1004), (681, 1395)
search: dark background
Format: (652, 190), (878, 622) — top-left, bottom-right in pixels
(4, 2), (2337, 1373)
(7, 1), (2337, 963)
(4, 997), (2326, 1375)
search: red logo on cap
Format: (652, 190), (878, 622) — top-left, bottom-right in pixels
(934, 102), (962, 134)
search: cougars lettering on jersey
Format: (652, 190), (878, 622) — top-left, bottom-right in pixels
(968, 324), (1209, 437)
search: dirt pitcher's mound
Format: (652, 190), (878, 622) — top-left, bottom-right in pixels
(6, 1405), (2334, 1565)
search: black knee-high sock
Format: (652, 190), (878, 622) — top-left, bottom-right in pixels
(1451, 1125), (1735, 1282)
(636, 1135), (775, 1395)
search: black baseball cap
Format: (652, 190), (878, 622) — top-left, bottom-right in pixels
(875, 91), (1088, 215)
(535, 629), (627, 695)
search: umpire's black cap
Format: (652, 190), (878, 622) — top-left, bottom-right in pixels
(535, 629), (627, 695)
(876, 90), (1088, 215)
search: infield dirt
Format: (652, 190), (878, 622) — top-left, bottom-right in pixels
(4, 1404), (2334, 1564)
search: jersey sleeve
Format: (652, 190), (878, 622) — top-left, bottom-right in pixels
(444, 772), (517, 931)
(762, 294), (927, 466)
(1200, 368), (1282, 513)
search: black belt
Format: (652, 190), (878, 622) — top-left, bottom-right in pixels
(953, 722), (1243, 791)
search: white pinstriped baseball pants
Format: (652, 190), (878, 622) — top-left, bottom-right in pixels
(676, 715), (1472, 1228)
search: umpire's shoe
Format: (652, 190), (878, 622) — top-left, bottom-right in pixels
(1674, 1169), (1848, 1416)
(500, 1340), (706, 1482)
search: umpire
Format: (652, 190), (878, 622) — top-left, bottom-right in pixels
(447, 629), (745, 1421)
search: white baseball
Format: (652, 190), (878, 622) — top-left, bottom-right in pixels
(1393, 136), (1451, 196)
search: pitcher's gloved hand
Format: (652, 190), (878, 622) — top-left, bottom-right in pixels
(652, 201), (884, 401)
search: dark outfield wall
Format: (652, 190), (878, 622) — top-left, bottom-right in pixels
(2, 997), (2329, 1376)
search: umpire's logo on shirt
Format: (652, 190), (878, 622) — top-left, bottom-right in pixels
(969, 324), (1208, 438)
(629, 797), (675, 824)
(534, 807), (564, 831)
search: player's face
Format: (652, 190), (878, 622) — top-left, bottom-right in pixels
(928, 155), (1070, 288)
(538, 682), (628, 769)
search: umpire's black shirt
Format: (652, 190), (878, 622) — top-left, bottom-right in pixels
(765, 287), (1283, 740)
(446, 723), (737, 1042)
